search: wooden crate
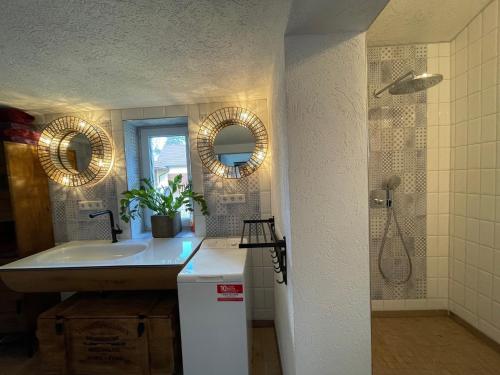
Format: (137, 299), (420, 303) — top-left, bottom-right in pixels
(37, 292), (180, 375)
(148, 298), (181, 375)
(38, 295), (75, 375)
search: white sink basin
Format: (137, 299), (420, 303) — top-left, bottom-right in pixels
(0, 237), (204, 293)
(36, 242), (148, 264)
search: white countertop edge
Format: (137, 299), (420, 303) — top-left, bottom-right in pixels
(0, 235), (204, 271)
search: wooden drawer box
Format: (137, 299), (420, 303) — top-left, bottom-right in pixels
(37, 292), (181, 375)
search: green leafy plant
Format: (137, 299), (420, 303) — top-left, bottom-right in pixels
(120, 174), (208, 223)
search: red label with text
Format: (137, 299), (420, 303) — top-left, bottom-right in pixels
(217, 284), (244, 302)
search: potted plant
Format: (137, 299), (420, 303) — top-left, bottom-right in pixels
(120, 174), (208, 238)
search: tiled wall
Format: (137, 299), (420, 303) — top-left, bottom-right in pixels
(123, 122), (140, 191)
(368, 43), (451, 310)
(42, 111), (121, 242)
(203, 170), (261, 236)
(368, 44), (428, 301)
(368, 2), (500, 339)
(425, 42), (451, 310)
(449, 0), (500, 342)
(199, 106), (271, 238)
(123, 121), (142, 237)
(196, 101), (274, 320)
(38, 99), (274, 320)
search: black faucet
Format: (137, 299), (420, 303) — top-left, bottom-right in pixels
(88, 210), (123, 243)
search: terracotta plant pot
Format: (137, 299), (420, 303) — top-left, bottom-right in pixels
(151, 213), (181, 238)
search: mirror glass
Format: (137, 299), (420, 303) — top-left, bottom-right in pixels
(213, 125), (256, 167)
(64, 133), (92, 172)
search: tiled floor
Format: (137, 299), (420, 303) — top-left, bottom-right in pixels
(372, 316), (500, 375)
(0, 327), (282, 375)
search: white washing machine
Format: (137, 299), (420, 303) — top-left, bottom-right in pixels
(177, 237), (251, 375)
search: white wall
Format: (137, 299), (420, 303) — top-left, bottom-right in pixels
(426, 42), (452, 310)
(285, 32), (371, 375)
(449, 0), (500, 343)
(268, 41), (296, 375)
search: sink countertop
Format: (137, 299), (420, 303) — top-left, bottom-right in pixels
(0, 236), (204, 271)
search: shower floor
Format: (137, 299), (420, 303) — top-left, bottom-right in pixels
(372, 315), (500, 375)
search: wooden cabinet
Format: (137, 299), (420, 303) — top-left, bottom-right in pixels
(0, 141), (59, 337)
(1, 141), (54, 258)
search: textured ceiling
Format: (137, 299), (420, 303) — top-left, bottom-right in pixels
(287, 0), (388, 34)
(0, 0), (391, 114)
(368, 0), (492, 46)
(0, 0), (290, 113)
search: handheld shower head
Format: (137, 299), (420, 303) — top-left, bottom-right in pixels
(386, 175), (401, 190)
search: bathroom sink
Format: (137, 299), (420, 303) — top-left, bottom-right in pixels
(0, 237), (203, 293)
(35, 242), (148, 264)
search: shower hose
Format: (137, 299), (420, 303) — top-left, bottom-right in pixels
(377, 205), (413, 284)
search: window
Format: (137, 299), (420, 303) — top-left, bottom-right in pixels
(139, 125), (191, 230)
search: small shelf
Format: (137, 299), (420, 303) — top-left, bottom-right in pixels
(239, 217), (287, 285)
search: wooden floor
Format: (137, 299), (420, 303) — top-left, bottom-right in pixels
(5, 317), (498, 375)
(252, 327), (282, 375)
(372, 316), (500, 375)
(0, 327), (282, 375)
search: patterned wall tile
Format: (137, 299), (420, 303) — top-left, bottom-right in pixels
(368, 47), (381, 61)
(381, 128), (393, 150)
(46, 116), (120, 243)
(404, 128), (416, 148)
(380, 47), (393, 61)
(415, 128), (427, 149)
(369, 127), (381, 152)
(416, 150), (426, 170)
(202, 166), (262, 237)
(415, 45), (427, 58)
(395, 193), (415, 217)
(393, 128), (405, 150)
(392, 151), (405, 172)
(368, 45), (427, 300)
(404, 150), (417, 171)
(415, 104), (427, 127)
(368, 62), (381, 85)
(415, 58), (427, 74)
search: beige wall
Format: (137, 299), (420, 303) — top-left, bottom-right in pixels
(449, 0), (500, 343)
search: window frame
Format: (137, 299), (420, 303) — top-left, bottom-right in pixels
(138, 125), (191, 231)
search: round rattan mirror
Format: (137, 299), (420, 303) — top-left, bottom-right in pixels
(38, 116), (113, 187)
(197, 107), (267, 179)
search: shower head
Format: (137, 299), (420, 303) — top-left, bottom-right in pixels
(386, 175), (401, 190)
(389, 73), (443, 95)
(373, 71), (443, 98)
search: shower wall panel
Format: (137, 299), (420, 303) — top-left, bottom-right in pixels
(368, 45), (428, 300)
